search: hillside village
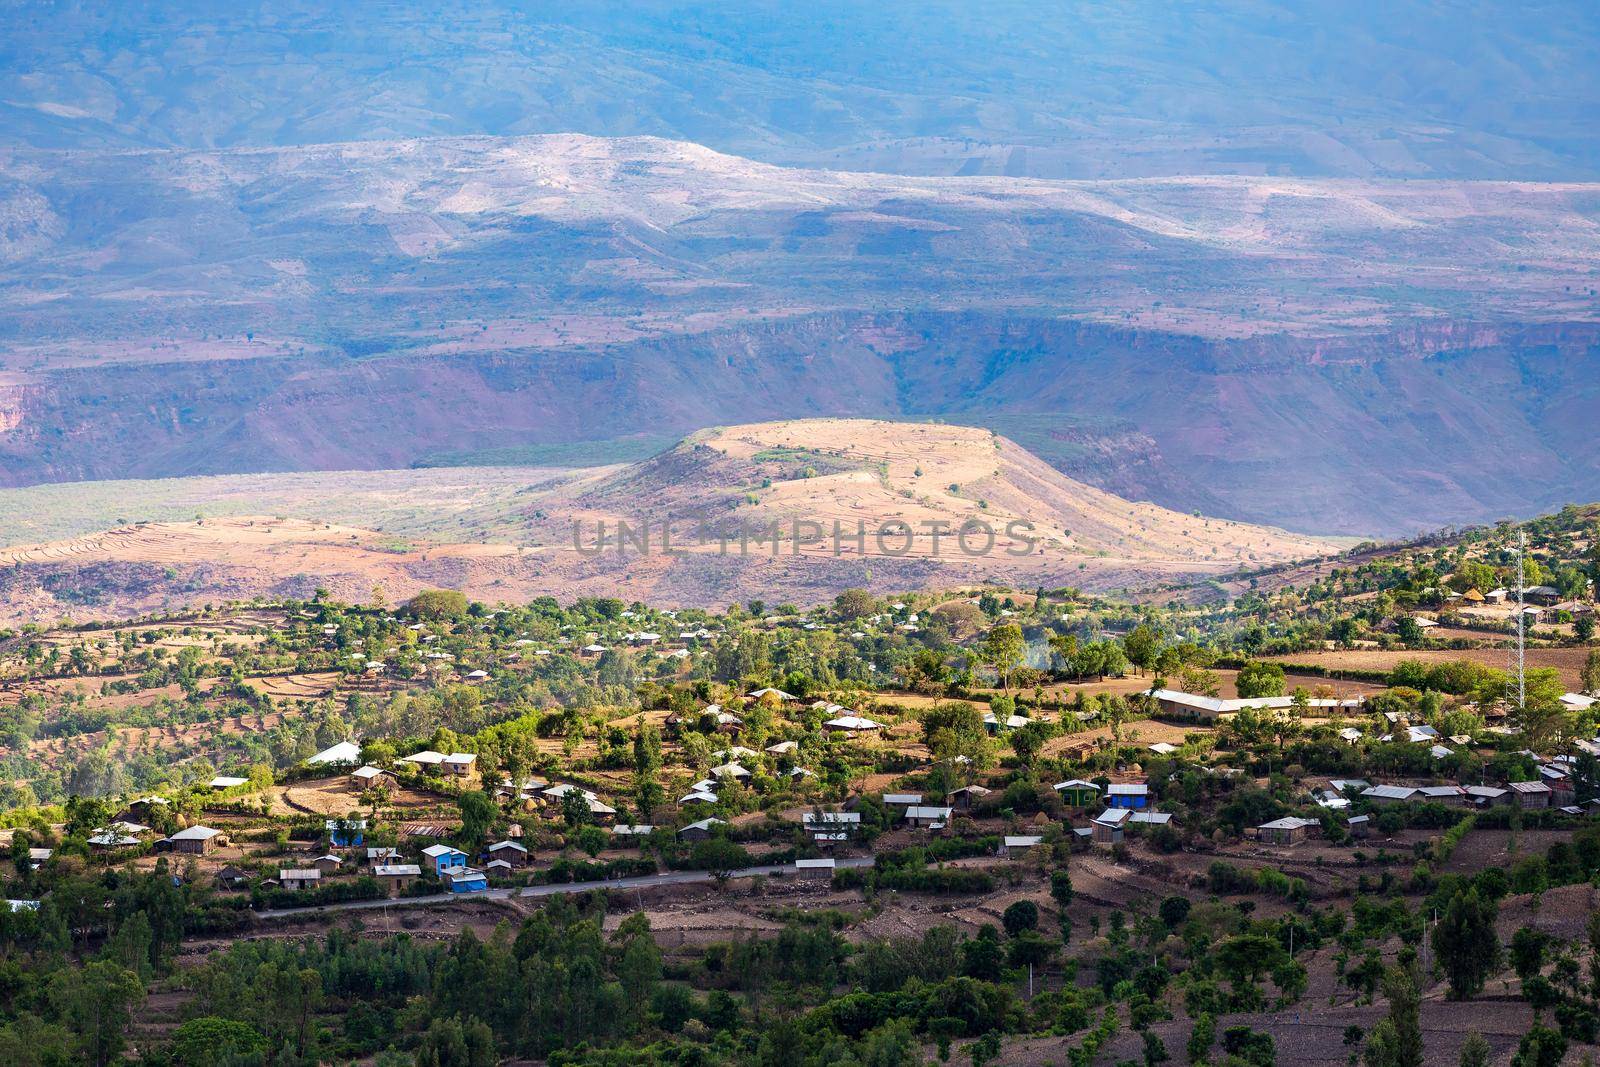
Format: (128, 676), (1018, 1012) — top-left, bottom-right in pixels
(6, 5), (1600, 1065)
(0, 510), (1596, 1064)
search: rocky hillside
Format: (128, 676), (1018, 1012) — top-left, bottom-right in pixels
(543, 419), (1340, 563)
(0, 420), (1343, 622)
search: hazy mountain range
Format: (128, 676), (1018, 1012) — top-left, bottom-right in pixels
(5, 1), (1598, 180)
(1, 2), (1597, 540)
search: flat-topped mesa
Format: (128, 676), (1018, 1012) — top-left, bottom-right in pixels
(550, 418), (1343, 565)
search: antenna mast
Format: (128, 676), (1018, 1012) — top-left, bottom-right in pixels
(1515, 529), (1526, 713)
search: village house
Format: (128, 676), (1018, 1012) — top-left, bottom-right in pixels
(166, 825), (225, 855)
(1000, 835), (1044, 858)
(486, 840), (529, 867)
(825, 715), (883, 734)
(611, 825), (655, 840)
(1105, 783), (1150, 810)
(1150, 688), (1364, 722)
(677, 818), (726, 842)
(881, 793), (923, 811)
(400, 750), (447, 771)
(984, 712), (1032, 733)
(366, 846), (403, 867)
(947, 785), (992, 812)
(350, 765), (388, 789)
(795, 858), (836, 879)
(124, 796), (170, 822)
(88, 824), (147, 851)
(1417, 785), (1466, 806)
(1464, 785), (1511, 807)
(422, 843), (469, 875)
(1091, 808), (1130, 844)
(312, 854), (343, 876)
(307, 741), (363, 767)
(903, 805), (953, 829)
(278, 869), (321, 891)
(1361, 785), (1419, 805)
(1257, 816), (1318, 847)
(1509, 781), (1552, 809)
(442, 867), (488, 893)
(213, 866), (251, 891)
(325, 818), (366, 847)
(373, 864), (421, 895)
(802, 811), (861, 844)
(1052, 779), (1100, 807)
(442, 752), (477, 776)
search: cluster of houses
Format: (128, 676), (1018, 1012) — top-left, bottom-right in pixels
(664, 689), (885, 737)
(250, 820), (537, 896)
(1423, 583), (1596, 627)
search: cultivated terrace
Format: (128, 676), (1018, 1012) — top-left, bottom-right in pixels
(0, 512), (1597, 1066)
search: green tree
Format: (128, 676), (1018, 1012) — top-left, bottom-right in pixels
(617, 932), (663, 1010)
(1187, 1014), (1215, 1064)
(835, 588), (878, 620)
(46, 960), (144, 1067)
(1002, 899), (1039, 937)
(1050, 869), (1074, 910)
(169, 1018), (268, 1066)
(859, 1017), (920, 1067)
(1122, 624), (1161, 675)
(982, 624), (1026, 692)
(691, 837), (750, 885)
(0, 1014), (76, 1067)
(1510, 927), (1548, 985)
(960, 926), (1004, 982)
(1159, 896), (1191, 929)
(1432, 889), (1501, 999)
(1214, 934), (1287, 987)
(1364, 968), (1424, 1067)
(1458, 1032), (1490, 1067)
(102, 912), (154, 982)
(1049, 633), (1080, 675)
(457, 790), (496, 847)
(415, 1015), (497, 1067)
(1510, 1025), (1566, 1067)
(1235, 661), (1287, 699)
(1010, 721), (1049, 768)
(405, 589), (470, 620)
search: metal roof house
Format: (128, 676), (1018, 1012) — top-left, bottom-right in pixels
(421, 843), (468, 875)
(443, 867), (489, 893)
(1052, 779), (1101, 806)
(1105, 783), (1150, 810)
(1257, 816), (1318, 846)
